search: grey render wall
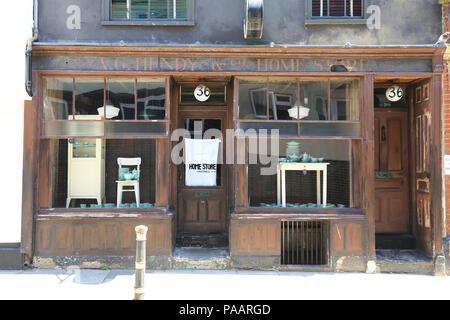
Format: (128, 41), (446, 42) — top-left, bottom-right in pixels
(38, 0), (442, 46)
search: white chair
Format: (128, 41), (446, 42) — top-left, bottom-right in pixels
(116, 157), (141, 208)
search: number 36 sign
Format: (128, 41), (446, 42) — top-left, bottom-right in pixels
(194, 84), (211, 102)
(385, 85), (404, 102)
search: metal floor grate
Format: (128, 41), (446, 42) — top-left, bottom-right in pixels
(281, 220), (329, 266)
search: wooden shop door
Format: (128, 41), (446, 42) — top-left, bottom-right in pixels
(374, 108), (410, 234)
(413, 82), (433, 255)
(177, 111), (228, 234)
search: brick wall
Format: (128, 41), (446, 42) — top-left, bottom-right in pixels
(442, 3), (450, 235)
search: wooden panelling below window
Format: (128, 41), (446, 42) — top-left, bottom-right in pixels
(230, 220), (281, 256)
(34, 215), (173, 256)
(330, 221), (366, 256)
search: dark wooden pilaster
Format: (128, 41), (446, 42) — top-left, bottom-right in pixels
(361, 75), (376, 261)
(21, 98), (38, 260)
(430, 73), (443, 256)
(155, 138), (169, 207)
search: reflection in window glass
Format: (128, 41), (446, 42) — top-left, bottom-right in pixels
(44, 78), (73, 120)
(75, 79), (104, 117)
(330, 79), (359, 120)
(106, 79), (135, 120)
(137, 79), (166, 120)
(299, 80), (328, 120)
(268, 79), (298, 120)
(41, 138), (156, 209)
(131, 0), (148, 19)
(111, 0), (128, 19)
(239, 78), (267, 120)
(111, 0), (187, 20)
(248, 139), (350, 208)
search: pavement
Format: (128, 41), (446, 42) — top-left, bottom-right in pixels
(0, 269), (449, 300)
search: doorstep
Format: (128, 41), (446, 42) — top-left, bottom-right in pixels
(376, 249), (433, 275)
(172, 247), (231, 270)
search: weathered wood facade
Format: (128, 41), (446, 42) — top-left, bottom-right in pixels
(21, 0), (448, 273)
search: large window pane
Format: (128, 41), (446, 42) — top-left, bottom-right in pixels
(40, 139), (156, 209)
(137, 79), (166, 120)
(268, 79), (298, 120)
(239, 78), (267, 120)
(75, 78), (104, 117)
(330, 79), (359, 120)
(248, 139), (351, 208)
(299, 80), (328, 120)
(106, 79), (135, 120)
(44, 78), (73, 120)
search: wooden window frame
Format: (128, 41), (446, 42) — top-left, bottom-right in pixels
(41, 76), (170, 139)
(102, 0), (195, 26)
(38, 75), (171, 212)
(233, 75), (365, 212)
(235, 76), (361, 139)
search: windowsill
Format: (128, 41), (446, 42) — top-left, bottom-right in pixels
(102, 20), (195, 27)
(305, 18), (368, 26)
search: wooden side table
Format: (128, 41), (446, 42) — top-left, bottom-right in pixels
(277, 162), (330, 208)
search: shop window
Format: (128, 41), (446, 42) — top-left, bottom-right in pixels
(42, 77), (168, 138)
(103, 0), (195, 26)
(248, 139), (351, 208)
(237, 77), (360, 138)
(311, 0), (363, 18)
(137, 79), (166, 120)
(75, 78), (105, 117)
(39, 139), (157, 209)
(106, 78), (135, 120)
(43, 78), (73, 120)
(330, 79), (359, 120)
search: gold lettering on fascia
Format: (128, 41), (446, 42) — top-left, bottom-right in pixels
(98, 56), (371, 72)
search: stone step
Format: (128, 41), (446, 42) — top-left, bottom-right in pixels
(176, 233), (229, 248)
(375, 234), (416, 250)
(172, 247), (231, 270)
(376, 249), (433, 275)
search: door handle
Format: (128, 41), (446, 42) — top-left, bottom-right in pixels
(381, 125), (386, 142)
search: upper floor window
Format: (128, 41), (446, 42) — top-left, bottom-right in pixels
(311, 0), (363, 18)
(111, 0), (187, 20)
(102, 0), (195, 26)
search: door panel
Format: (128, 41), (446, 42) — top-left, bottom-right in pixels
(177, 112), (228, 234)
(414, 82), (432, 255)
(375, 109), (409, 234)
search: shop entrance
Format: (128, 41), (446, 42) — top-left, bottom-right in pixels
(374, 80), (434, 254)
(176, 112), (228, 234)
(374, 84), (413, 249)
(173, 80), (231, 238)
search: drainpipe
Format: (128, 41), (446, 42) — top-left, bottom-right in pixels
(25, 0), (38, 97)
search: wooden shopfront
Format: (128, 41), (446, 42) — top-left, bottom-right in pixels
(22, 45), (446, 272)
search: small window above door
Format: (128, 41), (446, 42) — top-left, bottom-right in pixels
(179, 85), (227, 105)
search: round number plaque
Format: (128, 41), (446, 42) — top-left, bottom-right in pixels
(385, 85), (404, 102)
(194, 84), (211, 102)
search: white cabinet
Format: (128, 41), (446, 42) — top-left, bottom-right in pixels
(66, 115), (105, 208)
